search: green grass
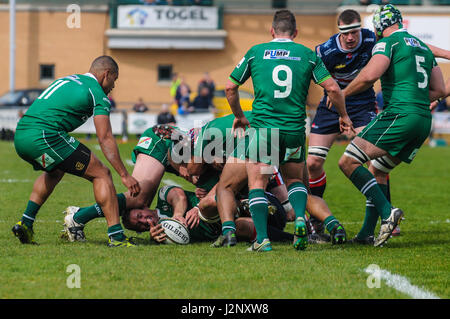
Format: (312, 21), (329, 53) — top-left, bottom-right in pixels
(0, 138), (449, 299)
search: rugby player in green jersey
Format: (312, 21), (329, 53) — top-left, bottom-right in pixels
(339, 4), (446, 247)
(61, 125), (178, 242)
(12, 56), (140, 247)
(185, 112), (349, 247)
(216, 10), (354, 252)
(121, 185), (294, 245)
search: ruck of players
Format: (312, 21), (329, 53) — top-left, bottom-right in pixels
(11, 5), (448, 253)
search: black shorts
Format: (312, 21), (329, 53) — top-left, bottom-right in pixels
(55, 143), (91, 177)
(311, 102), (377, 135)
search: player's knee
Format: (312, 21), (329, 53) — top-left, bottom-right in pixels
(342, 142), (370, 166)
(100, 165), (112, 179)
(307, 146), (329, 171)
(307, 155), (325, 173)
(338, 153), (352, 172)
(370, 156), (397, 175)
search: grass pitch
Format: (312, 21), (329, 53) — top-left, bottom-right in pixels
(0, 138), (449, 299)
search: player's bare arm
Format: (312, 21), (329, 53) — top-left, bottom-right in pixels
(225, 79), (250, 137)
(165, 187), (188, 225)
(319, 77), (354, 136)
(94, 114), (140, 197)
(343, 54), (390, 97)
(426, 43), (450, 60)
(428, 66), (446, 103)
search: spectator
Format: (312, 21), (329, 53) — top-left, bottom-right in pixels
(198, 72), (215, 106)
(192, 86), (214, 112)
(157, 103), (177, 125)
(176, 80), (193, 115)
(133, 97), (149, 113)
(170, 73), (181, 104)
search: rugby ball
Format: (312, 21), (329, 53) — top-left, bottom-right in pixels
(158, 218), (190, 245)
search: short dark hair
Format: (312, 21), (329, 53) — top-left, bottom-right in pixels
(121, 209), (138, 232)
(337, 9), (361, 25)
(272, 9), (296, 36)
(89, 55), (119, 75)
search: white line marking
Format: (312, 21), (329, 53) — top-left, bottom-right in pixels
(364, 267), (440, 299)
(0, 178), (33, 183)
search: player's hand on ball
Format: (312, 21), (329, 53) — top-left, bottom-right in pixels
(150, 223), (166, 243)
(185, 207), (200, 229)
(172, 215), (187, 227)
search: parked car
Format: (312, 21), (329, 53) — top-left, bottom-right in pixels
(0, 88), (45, 108)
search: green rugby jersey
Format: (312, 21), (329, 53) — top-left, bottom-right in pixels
(17, 73), (111, 132)
(372, 30), (437, 117)
(194, 111), (253, 158)
(229, 38), (331, 132)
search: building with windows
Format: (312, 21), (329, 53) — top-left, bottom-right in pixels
(0, 0), (449, 110)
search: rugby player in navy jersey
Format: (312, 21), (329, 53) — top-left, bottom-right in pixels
(306, 10), (387, 244)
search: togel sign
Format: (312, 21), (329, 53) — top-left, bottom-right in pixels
(118, 5), (219, 30)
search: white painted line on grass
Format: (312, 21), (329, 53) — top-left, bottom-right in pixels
(0, 178), (33, 183)
(364, 266), (440, 299)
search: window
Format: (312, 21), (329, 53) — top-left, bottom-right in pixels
(39, 64), (55, 81)
(272, 0), (287, 8)
(158, 65), (173, 82)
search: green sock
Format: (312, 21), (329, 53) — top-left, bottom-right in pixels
(222, 221), (236, 236)
(349, 166), (391, 220)
(21, 201), (40, 228)
(358, 184), (389, 239)
(324, 215), (339, 233)
(287, 182), (308, 220)
(107, 223), (126, 241)
(74, 193), (126, 225)
(248, 189), (268, 244)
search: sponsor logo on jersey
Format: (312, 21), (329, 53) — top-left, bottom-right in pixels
(372, 42), (386, 54)
(35, 153), (55, 169)
(404, 37), (427, 50)
(75, 161), (85, 171)
(263, 50), (300, 61)
(323, 48), (336, 56)
(335, 64), (346, 69)
(137, 136), (152, 149)
(236, 57), (245, 68)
